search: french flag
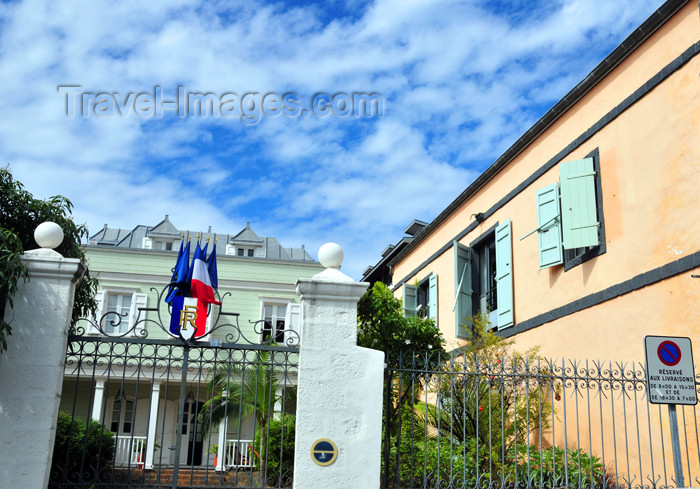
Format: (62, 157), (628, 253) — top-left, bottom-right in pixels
(190, 242), (221, 306)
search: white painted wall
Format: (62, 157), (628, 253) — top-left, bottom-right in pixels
(292, 267), (384, 489)
(0, 249), (85, 489)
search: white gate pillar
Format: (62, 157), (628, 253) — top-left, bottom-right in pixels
(0, 225), (86, 489)
(293, 244), (383, 489)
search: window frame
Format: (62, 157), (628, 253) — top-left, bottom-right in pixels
(403, 273), (437, 323)
(469, 223), (500, 328)
(562, 148), (606, 271)
(259, 299), (289, 343)
(92, 289), (148, 336)
(104, 293), (133, 335)
(111, 396), (135, 434)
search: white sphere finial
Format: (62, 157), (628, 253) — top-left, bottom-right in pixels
(34, 222), (64, 249)
(318, 242), (343, 269)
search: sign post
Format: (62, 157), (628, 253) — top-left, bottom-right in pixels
(644, 336), (698, 488)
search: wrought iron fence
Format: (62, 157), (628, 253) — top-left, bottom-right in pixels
(51, 284), (298, 489)
(382, 350), (700, 489)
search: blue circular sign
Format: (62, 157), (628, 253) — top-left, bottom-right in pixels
(311, 438), (337, 466)
(658, 340), (681, 366)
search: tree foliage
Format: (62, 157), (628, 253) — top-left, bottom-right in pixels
(49, 411), (115, 488)
(198, 351), (296, 475)
(255, 413), (296, 486)
(424, 312), (557, 451)
(358, 281), (446, 487)
(358, 281), (445, 359)
(0, 166), (98, 352)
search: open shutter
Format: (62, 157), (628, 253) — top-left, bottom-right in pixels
(91, 290), (105, 334)
(560, 157), (599, 249)
(284, 303), (301, 346)
(495, 220), (514, 330)
(403, 284), (417, 317)
(453, 241), (472, 339)
(537, 183), (563, 268)
(129, 293), (148, 333)
(428, 274), (438, 323)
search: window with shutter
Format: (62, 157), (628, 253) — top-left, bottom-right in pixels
(523, 148), (605, 271)
(457, 220), (516, 333)
(406, 274), (437, 321)
(260, 300), (291, 344)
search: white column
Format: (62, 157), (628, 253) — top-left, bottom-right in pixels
(274, 385), (283, 420)
(292, 244), (384, 489)
(91, 380), (105, 422)
(216, 418), (227, 471)
(0, 247), (85, 489)
(144, 382), (161, 469)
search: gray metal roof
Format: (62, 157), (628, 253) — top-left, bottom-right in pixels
(88, 216), (315, 262)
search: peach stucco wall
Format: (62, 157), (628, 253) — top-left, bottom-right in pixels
(392, 2), (700, 362)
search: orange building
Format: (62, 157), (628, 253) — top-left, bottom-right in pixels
(365, 0), (699, 363)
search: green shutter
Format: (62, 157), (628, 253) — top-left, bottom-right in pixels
(560, 157), (599, 249)
(403, 284), (417, 318)
(495, 220), (514, 329)
(537, 183), (563, 269)
(428, 274), (438, 323)
(453, 240), (472, 339)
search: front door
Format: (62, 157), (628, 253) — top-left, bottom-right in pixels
(181, 400), (203, 466)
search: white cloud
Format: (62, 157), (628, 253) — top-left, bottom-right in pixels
(0, 0), (665, 278)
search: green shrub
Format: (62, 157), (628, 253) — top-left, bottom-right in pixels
(255, 414), (295, 484)
(385, 433), (498, 488)
(508, 445), (606, 489)
(50, 411), (115, 489)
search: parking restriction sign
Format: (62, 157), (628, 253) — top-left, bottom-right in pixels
(644, 336), (697, 405)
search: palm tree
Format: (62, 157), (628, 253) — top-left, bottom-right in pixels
(198, 351), (295, 477)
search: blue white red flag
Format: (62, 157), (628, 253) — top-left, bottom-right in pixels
(190, 243), (221, 306)
(165, 239), (190, 303)
(206, 243), (218, 289)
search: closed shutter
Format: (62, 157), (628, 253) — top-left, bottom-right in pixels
(495, 220), (514, 330)
(403, 284), (417, 318)
(453, 241), (472, 339)
(537, 183), (564, 268)
(428, 274), (438, 323)
(129, 293), (148, 334)
(560, 157), (599, 249)
(284, 303), (302, 346)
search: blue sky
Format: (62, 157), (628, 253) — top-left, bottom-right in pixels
(0, 0), (664, 279)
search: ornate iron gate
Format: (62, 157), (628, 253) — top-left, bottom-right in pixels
(50, 289), (298, 489)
